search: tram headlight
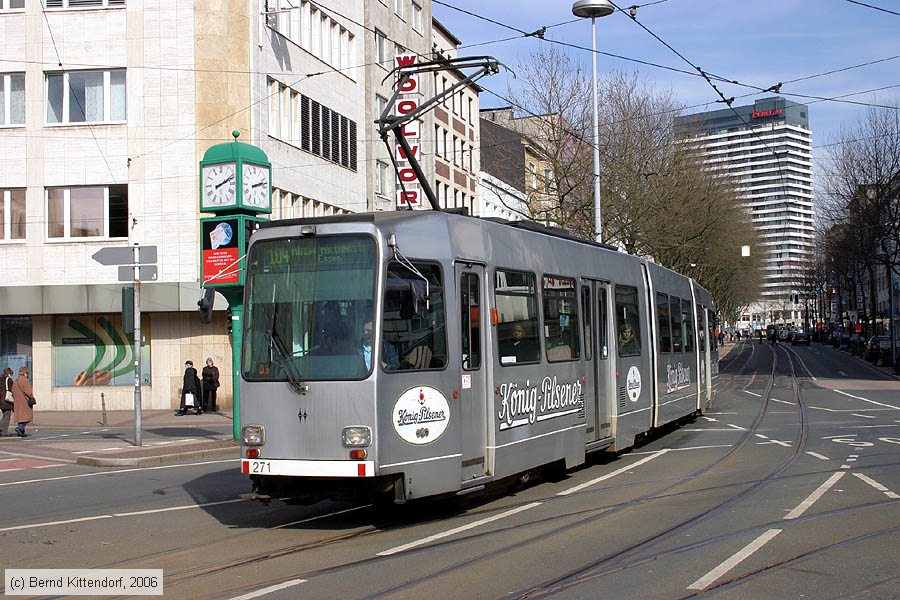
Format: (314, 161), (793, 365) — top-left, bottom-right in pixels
(241, 425), (266, 446)
(342, 426), (371, 448)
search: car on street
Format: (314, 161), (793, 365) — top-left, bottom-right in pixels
(791, 331), (811, 346)
(865, 336), (893, 362)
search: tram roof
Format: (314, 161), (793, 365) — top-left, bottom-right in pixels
(257, 210), (620, 252)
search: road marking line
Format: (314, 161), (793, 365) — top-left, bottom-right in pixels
(841, 425), (900, 429)
(633, 445), (732, 455)
(852, 413), (876, 419)
(841, 464), (852, 469)
(377, 502), (542, 556)
(557, 450), (669, 497)
(742, 390), (762, 397)
(823, 434), (856, 439)
(687, 529), (782, 590)
(771, 399), (795, 405)
(853, 473), (900, 499)
(682, 428), (744, 432)
(72, 450), (95, 455)
(805, 452), (829, 460)
(0, 498), (247, 533)
(755, 434), (769, 439)
(700, 416), (718, 422)
(785, 472), (844, 520)
(728, 424), (747, 431)
(227, 578), (307, 600)
(0, 514), (114, 532)
(0, 459), (237, 488)
(834, 390), (900, 410)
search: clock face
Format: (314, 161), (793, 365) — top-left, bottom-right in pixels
(242, 163), (270, 209)
(202, 163), (237, 208)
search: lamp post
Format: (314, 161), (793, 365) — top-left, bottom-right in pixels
(572, 0), (614, 243)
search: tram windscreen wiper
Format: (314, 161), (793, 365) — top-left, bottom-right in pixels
(265, 302), (307, 394)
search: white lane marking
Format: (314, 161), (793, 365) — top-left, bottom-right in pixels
(0, 514), (114, 532)
(755, 434), (769, 440)
(852, 413), (876, 419)
(841, 425), (900, 429)
(633, 445), (732, 455)
(742, 390), (762, 398)
(682, 428), (745, 432)
(785, 472), (845, 520)
(706, 412), (738, 415)
(0, 498), (246, 533)
(228, 578), (307, 600)
(0, 459), (237, 488)
(757, 439), (792, 447)
(687, 529), (782, 590)
(834, 390), (900, 410)
(841, 464), (852, 469)
(700, 416), (718, 422)
(728, 424), (747, 431)
(558, 450), (668, 497)
(823, 434), (855, 439)
(805, 452), (830, 460)
(272, 505), (371, 529)
(377, 502), (542, 556)
(771, 399), (795, 406)
(853, 473), (900, 499)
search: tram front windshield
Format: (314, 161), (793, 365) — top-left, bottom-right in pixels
(242, 235), (377, 381)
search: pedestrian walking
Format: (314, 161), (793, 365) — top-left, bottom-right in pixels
(1, 367), (14, 436)
(201, 357), (220, 412)
(176, 360), (202, 416)
(11, 366), (35, 437)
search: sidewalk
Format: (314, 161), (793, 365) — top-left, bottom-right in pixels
(0, 409), (240, 468)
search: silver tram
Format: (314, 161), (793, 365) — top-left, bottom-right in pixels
(239, 210), (719, 503)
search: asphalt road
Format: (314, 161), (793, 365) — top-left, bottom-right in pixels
(2, 341), (898, 599)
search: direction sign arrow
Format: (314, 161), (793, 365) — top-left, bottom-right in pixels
(92, 245), (158, 266)
(118, 265), (158, 282)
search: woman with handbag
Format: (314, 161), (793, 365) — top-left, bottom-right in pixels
(1, 367), (14, 436)
(11, 366), (35, 437)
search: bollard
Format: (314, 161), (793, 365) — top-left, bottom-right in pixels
(99, 392), (107, 426)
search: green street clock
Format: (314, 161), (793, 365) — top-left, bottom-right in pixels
(199, 131), (272, 214)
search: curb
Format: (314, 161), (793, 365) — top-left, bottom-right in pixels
(76, 444), (240, 468)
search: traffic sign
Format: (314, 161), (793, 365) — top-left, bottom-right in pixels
(92, 245), (157, 266)
(118, 265), (158, 282)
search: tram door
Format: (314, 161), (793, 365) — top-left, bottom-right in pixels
(457, 264), (489, 480)
(587, 281), (614, 443)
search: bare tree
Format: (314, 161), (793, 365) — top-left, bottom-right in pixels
(502, 50), (763, 312)
(822, 106), (900, 337)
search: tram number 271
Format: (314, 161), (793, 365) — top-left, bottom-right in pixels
(248, 460), (272, 474)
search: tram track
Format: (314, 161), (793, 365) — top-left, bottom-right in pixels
(100, 345), (815, 600)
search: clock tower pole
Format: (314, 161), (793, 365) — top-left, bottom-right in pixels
(199, 131), (271, 439)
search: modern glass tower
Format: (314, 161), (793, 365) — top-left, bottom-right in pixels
(675, 97), (814, 325)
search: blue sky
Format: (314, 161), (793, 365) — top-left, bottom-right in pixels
(432, 0), (900, 171)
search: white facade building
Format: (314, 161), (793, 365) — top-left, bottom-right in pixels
(0, 0), (430, 411)
(675, 97), (815, 325)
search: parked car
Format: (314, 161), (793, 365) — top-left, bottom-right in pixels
(865, 336), (892, 362)
(791, 331), (811, 346)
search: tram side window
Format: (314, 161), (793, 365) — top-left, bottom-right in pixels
(657, 292), (672, 353)
(615, 285), (641, 356)
(382, 262), (447, 370)
(683, 299), (695, 353)
(697, 304), (706, 351)
(542, 275), (580, 362)
(670, 295), (683, 353)
(708, 308), (718, 350)
(460, 272), (481, 370)
(495, 269), (540, 365)
(581, 286), (593, 360)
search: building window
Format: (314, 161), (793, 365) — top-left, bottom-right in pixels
(46, 70), (126, 124)
(45, 0), (124, 7)
(0, 73), (25, 126)
(411, 2), (422, 33)
(1, 0), (26, 10)
(375, 160), (390, 196)
(393, 0), (404, 20)
(0, 317), (32, 378)
(46, 185), (128, 239)
(1, 189), (26, 240)
(375, 29), (389, 67)
(52, 315), (150, 388)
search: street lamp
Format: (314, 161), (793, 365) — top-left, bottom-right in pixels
(572, 0), (614, 243)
